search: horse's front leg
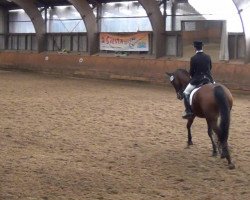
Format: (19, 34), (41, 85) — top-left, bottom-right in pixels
(186, 117), (195, 146)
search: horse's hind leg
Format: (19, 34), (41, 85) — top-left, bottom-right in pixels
(210, 121), (229, 158)
(206, 121), (218, 156)
(210, 121), (223, 157)
(211, 122), (235, 169)
(221, 142), (235, 169)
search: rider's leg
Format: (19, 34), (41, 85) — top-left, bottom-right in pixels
(182, 83), (195, 119)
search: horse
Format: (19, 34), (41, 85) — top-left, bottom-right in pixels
(166, 69), (235, 169)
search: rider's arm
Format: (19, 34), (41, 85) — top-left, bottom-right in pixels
(189, 58), (195, 78)
(209, 56), (212, 70)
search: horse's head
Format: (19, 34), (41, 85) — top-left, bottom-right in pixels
(165, 69), (190, 100)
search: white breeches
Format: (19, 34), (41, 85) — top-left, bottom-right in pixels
(183, 83), (196, 95)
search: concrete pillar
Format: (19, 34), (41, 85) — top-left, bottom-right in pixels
(0, 7), (8, 49)
(0, 8), (8, 34)
(138, 0), (166, 58)
(68, 0), (98, 55)
(171, 1), (177, 31)
(11, 0), (46, 52)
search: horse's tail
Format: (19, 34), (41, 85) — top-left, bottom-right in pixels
(214, 85), (231, 144)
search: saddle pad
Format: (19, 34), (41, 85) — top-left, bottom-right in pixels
(190, 87), (201, 105)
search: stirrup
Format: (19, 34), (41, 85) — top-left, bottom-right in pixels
(182, 111), (193, 119)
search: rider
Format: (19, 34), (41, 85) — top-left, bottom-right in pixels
(182, 40), (214, 119)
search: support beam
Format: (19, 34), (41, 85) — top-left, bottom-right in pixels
(68, 0), (98, 55)
(232, 0), (250, 63)
(138, 0), (166, 58)
(11, 0), (46, 52)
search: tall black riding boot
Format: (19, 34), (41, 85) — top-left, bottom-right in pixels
(182, 94), (193, 119)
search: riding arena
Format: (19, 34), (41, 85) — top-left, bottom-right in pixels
(0, 0), (250, 199)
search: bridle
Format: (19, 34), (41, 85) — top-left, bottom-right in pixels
(176, 88), (184, 100)
(170, 75), (184, 100)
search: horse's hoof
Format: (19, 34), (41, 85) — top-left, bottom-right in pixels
(220, 154), (226, 159)
(212, 152), (218, 157)
(187, 141), (193, 146)
(228, 163), (235, 170)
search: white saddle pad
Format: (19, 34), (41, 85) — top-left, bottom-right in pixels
(190, 87), (201, 105)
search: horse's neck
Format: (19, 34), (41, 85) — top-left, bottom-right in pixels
(177, 70), (190, 89)
(181, 77), (190, 88)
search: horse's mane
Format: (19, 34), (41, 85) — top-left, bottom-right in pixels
(176, 68), (189, 76)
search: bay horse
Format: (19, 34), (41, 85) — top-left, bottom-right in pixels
(166, 69), (235, 169)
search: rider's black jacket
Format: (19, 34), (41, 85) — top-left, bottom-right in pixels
(189, 51), (214, 85)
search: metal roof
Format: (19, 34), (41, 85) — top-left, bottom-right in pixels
(0, 0), (136, 10)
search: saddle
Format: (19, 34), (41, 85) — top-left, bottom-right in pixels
(190, 87), (200, 105)
(189, 79), (213, 105)
(196, 76), (211, 87)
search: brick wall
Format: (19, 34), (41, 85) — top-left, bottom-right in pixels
(0, 52), (250, 91)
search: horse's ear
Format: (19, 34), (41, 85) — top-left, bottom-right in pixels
(165, 72), (175, 82)
(165, 72), (172, 77)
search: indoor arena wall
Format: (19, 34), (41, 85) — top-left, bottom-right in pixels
(0, 52), (249, 91)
